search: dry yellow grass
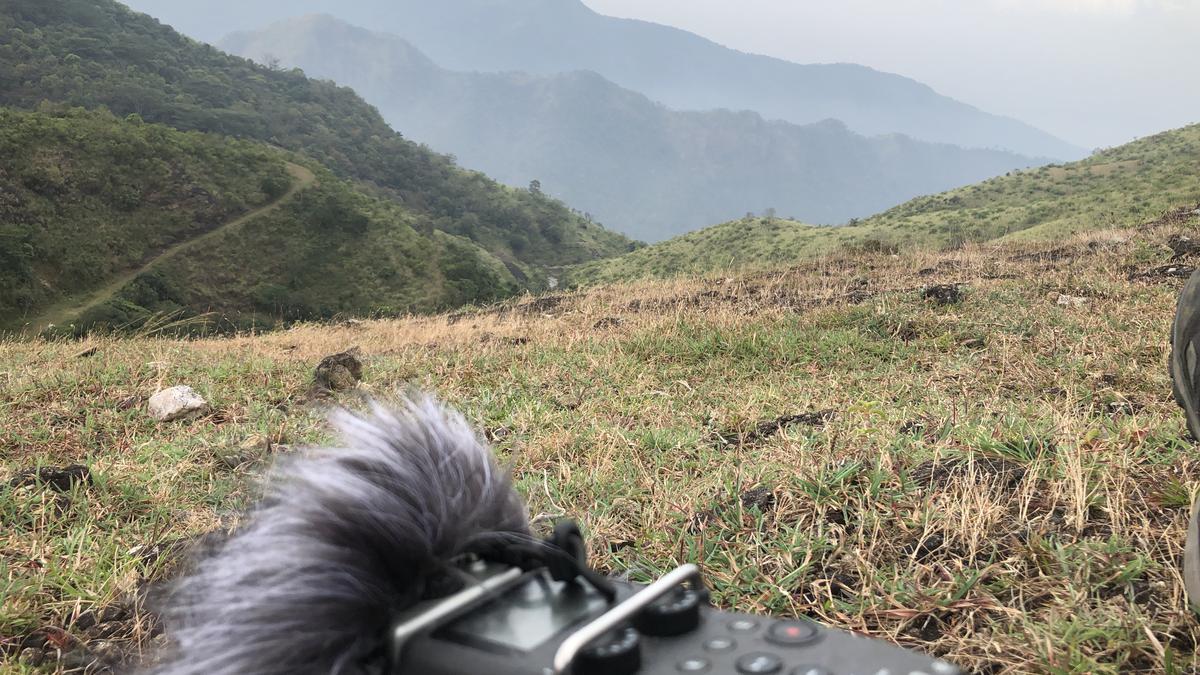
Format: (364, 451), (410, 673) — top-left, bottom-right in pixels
(4, 212), (1200, 673)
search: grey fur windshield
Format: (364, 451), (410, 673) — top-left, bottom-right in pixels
(144, 395), (532, 675)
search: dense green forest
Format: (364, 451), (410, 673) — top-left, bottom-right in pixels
(0, 107), (521, 332)
(573, 123), (1200, 283)
(0, 0), (633, 272)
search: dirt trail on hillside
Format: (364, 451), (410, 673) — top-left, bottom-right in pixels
(19, 163), (317, 334)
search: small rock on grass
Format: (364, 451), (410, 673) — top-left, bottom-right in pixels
(148, 386), (209, 422)
(1055, 293), (1088, 308)
(313, 347), (364, 393)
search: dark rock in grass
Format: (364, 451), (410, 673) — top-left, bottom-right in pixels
(521, 295), (567, 315)
(740, 486), (776, 513)
(60, 646), (105, 672)
(903, 532), (946, 563)
(911, 456), (1026, 490)
(116, 395), (143, 411)
(1128, 264), (1196, 282)
(18, 648), (44, 667)
(74, 611), (97, 632)
(718, 411), (835, 447)
(1168, 234), (1200, 260)
(1009, 247), (1074, 263)
(313, 347), (363, 393)
(687, 486), (779, 532)
(9, 465), (91, 492)
(97, 605), (128, 624)
(593, 317), (623, 329)
(921, 284), (963, 305)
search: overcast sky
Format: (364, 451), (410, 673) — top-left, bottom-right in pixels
(583, 0), (1199, 149)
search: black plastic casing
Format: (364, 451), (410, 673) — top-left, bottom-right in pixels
(392, 563), (961, 675)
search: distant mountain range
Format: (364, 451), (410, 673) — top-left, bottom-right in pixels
(220, 15), (1044, 242)
(121, 0), (1085, 160)
(572, 123), (1200, 284)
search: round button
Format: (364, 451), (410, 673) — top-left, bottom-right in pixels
(703, 637), (737, 652)
(790, 667), (833, 675)
(576, 626), (641, 675)
(677, 657), (712, 672)
(736, 652), (784, 674)
(766, 620), (820, 647)
(728, 618), (761, 633)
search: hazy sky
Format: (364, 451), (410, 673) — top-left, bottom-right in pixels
(583, 0), (1199, 149)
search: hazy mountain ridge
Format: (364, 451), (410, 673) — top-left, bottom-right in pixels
(221, 15), (1045, 242)
(573, 123), (1200, 283)
(121, 0), (1084, 159)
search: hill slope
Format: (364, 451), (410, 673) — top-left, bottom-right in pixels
(574, 124), (1200, 283)
(120, 0), (1083, 159)
(220, 15), (1041, 242)
(0, 108), (523, 333)
(0, 0), (634, 276)
(6, 219), (1200, 673)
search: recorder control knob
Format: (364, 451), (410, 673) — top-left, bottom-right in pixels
(576, 625), (642, 675)
(634, 585), (702, 637)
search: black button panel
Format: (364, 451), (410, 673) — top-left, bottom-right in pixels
(736, 651), (785, 674)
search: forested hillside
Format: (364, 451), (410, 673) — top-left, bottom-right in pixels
(0, 107), (522, 333)
(0, 107), (289, 323)
(222, 15), (1040, 242)
(0, 0), (633, 272)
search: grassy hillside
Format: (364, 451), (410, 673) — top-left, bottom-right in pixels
(858, 124), (1200, 246)
(570, 217), (844, 284)
(80, 171), (523, 333)
(0, 107), (523, 334)
(221, 15), (1041, 242)
(0, 0), (633, 272)
(0, 107), (292, 325)
(5, 218), (1200, 672)
(575, 124), (1200, 284)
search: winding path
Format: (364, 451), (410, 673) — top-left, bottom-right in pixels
(19, 162), (316, 334)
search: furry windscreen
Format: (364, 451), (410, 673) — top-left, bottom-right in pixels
(144, 396), (532, 675)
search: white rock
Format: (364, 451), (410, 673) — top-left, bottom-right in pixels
(1056, 294), (1088, 308)
(148, 385), (209, 422)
